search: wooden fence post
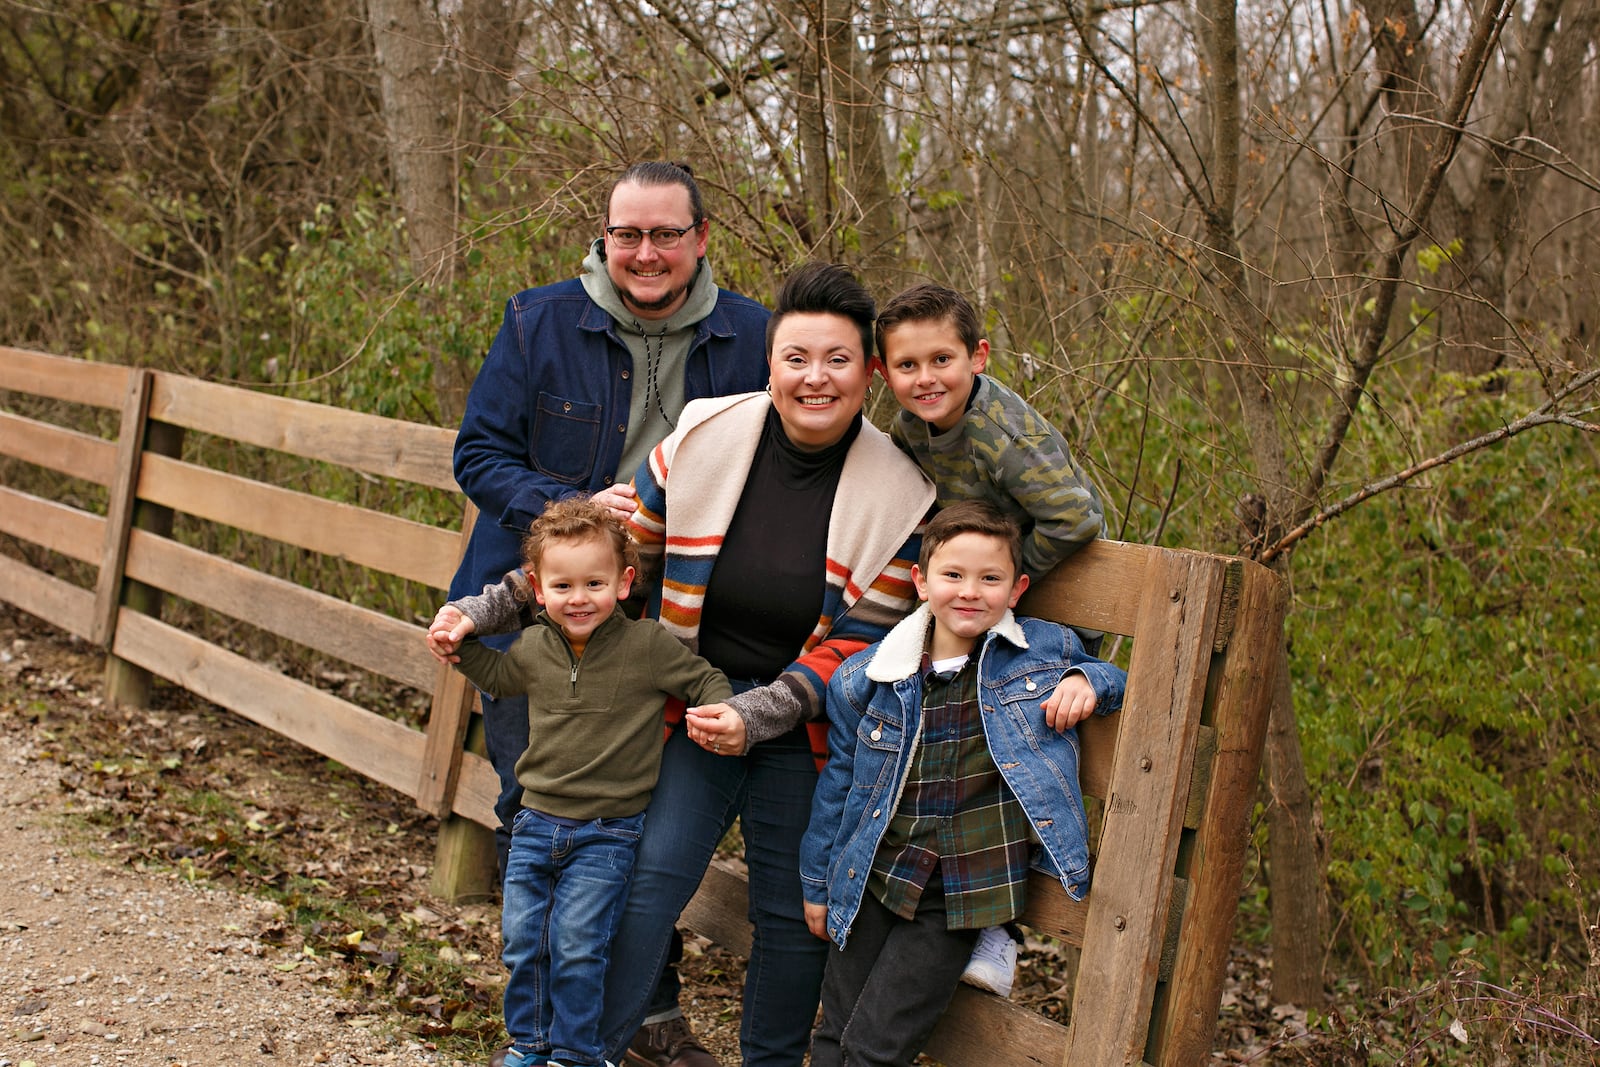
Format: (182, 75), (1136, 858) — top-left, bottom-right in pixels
(92, 370), (152, 647)
(103, 415), (184, 710)
(424, 499), (498, 902)
(431, 712), (499, 902)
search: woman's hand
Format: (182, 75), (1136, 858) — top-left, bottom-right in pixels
(1041, 673), (1097, 731)
(426, 606), (475, 663)
(686, 703), (747, 756)
(591, 483), (639, 521)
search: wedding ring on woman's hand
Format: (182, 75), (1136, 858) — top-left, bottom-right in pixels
(713, 741), (721, 753)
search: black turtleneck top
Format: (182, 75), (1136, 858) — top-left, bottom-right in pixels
(697, 405), (863, 682)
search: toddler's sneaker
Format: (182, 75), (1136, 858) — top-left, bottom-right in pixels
(495, 1051), (561, 1067)
(960, 925), (1019, 997)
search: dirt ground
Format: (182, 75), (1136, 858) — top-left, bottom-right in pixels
(0, 602), (1307, 1067)
(0, 753), (431, 1066)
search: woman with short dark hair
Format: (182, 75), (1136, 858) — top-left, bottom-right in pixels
(601, 263), (934, 1067)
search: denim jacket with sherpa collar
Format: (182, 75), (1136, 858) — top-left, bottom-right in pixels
(800, 604), (1127, 949)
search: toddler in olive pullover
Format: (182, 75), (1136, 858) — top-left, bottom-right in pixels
(428, 497), (729, 1067)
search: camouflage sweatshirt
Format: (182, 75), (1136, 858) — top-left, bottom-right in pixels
(890, 373), (1106, 582)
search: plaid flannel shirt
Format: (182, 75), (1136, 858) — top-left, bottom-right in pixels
(867, 654), (1034, 929)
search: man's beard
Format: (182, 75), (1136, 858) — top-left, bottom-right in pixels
(621, 282), (686, 314)
(617, 260), (702, 317)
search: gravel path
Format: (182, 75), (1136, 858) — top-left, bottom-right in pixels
(0, 715), (463, 1067)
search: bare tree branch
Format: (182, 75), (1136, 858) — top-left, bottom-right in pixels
(1263, 367), (1600, 563)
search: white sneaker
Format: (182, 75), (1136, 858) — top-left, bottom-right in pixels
(960, 925), (1018, 997)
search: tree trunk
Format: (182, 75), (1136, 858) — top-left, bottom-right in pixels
(788, 5), (833, 251)
(1264, 640), (1325, 1005)
(366, 0), (522, 423)
(816, 0), (898, 279)
(1196, 0), (1326, 1003)
(366, 0), (460, 287)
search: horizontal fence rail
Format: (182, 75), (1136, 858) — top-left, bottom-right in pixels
(0, 346), (1288, 1067)
(0, 346), (494, 839)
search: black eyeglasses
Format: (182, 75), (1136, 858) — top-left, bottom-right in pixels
(604, 222), (702, 249)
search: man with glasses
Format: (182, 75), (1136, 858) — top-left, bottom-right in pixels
(448, 161), (769, 1067)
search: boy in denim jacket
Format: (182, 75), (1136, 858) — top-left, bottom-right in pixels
(800, 503), (1125, 1067)
(877, 282), (1110, 993)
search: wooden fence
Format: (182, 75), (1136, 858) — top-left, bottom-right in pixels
(0, 346), (498, 896)
(0, 346), (1289, 1066)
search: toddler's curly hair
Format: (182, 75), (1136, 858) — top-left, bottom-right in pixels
(520, 496), (640, 579)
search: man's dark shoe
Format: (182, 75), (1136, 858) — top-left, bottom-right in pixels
(624, 1015), (720, 1067)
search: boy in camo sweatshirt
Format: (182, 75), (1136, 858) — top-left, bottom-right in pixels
(874, 282), (1109, 998)
(877, 283), (1106, 587)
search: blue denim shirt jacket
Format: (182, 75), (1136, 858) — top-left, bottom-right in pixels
(448, 273), (769, 603)
(800, 604), (1127, 948)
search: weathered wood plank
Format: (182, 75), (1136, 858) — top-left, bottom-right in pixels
(0, 553), (96, 639)
(1017, 538), (1154, 639)
(135, 452), (461, 588)
(0, 487), (105, 563)
(111, 610), (428, 799)
(92, 371), (152, 646)
(680, 858), (757, 956)
(1149, 562), (1286, 1066)
(1018, 870), (1089, 945)
(0, 410), (118, 485)
(924, 986), (1070, 1067)
(418, 663), (478, 818)
(1064, 550), (1226, 1066)
(0, 347), (131, 409)
(147, 372), (459, 491)
(102, 420), (184, 711)
(122, 529), (437, 691)
(1180, 724), (1217, 830)
(449, 748), (500, 828)
(1076, 712), (1119, 802)
(1079, 718), (1215, 832)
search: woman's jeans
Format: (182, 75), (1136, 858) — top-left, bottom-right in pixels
(502, 806), (644, 1067)
(601, 723), (827, 1066)
(483, 691), (531, 875)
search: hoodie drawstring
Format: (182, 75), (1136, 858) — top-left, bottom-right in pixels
(634, 320), (675, 431)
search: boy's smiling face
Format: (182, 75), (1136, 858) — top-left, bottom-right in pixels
(912, 531), (1029, 660)
(533, 536), (634, 653)
(881, 318), (990, 433)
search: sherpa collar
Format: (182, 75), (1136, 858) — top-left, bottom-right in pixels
(865, 603), (1029, 683)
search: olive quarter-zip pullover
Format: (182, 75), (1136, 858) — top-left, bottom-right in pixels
(454, 609), (731, 821)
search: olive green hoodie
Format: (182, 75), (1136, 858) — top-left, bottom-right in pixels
(579, 239), (724, 483)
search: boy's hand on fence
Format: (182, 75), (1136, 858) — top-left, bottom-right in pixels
(1042, 673), (1097, 731)
(425, 606), (475, 663)
(804, 901), (829, 940)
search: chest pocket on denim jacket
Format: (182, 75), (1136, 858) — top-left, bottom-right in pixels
(857, 712), (904, 753)
(993, 667), (1073, 731)
(531, 392), (602, 483)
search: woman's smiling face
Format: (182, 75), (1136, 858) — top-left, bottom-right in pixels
(767, 312), (871, 449)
